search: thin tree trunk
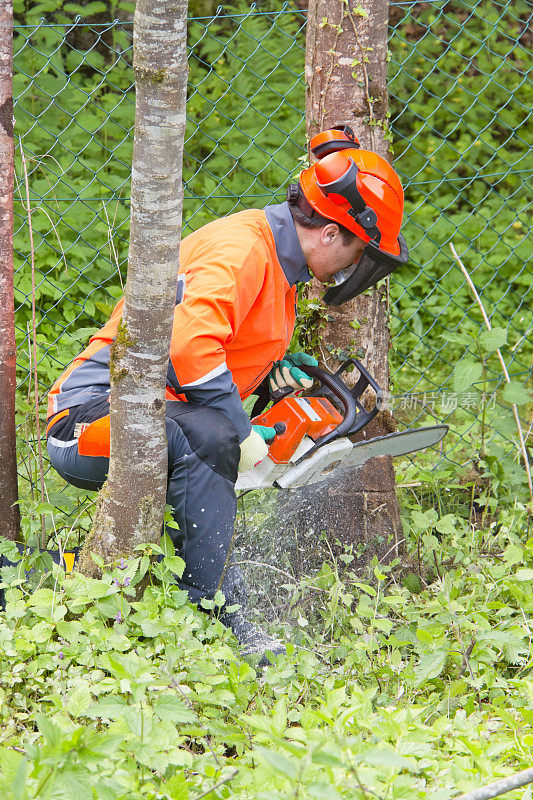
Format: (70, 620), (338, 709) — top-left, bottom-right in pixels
(0, 0), (20, 542)
(79, 0), (189, 574)
(298, 0), (403, 568)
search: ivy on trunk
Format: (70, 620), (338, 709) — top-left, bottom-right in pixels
(298, 0), (403, 569)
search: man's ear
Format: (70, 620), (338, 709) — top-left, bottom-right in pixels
(321, 223), (340, 246)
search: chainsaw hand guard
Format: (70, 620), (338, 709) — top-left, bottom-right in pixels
(293, 359), (383, 463)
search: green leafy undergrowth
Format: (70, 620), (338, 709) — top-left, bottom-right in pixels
(0, 493), (532, 799)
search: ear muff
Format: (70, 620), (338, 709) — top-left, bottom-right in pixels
(315, 157), (381, 244)
(298, 147), (404, 255)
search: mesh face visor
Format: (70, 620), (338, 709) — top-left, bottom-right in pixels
(323, 233), (409, 307)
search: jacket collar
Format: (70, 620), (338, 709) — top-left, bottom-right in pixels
(265, 202), (311, 287)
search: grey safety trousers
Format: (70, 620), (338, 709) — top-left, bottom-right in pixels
(47, 399), (241, 604)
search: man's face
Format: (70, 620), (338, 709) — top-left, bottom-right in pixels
(306, 224), (366, 285)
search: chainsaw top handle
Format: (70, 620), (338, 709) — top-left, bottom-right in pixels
(294, 359), (384, 462)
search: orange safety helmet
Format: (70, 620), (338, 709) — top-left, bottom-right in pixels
(287, 125), (409, 305)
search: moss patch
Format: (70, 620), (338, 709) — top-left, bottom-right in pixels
(109, 320), (136, 386)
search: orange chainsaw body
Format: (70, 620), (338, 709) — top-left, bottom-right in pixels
(252, 396), (342, 464)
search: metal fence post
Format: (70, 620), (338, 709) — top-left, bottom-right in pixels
(0, 0), (20, 542)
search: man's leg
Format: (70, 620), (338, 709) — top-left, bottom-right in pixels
(47, 398), (285, 663)
(165, 401), (240, 603)
(46, 398), (240, 601)
(165, 401), (285, 665)
(47, 428), (109, 491)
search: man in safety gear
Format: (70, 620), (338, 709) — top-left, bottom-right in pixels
(46, 126), (408, 666)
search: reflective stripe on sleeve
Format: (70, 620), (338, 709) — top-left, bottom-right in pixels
(179, 361), (228, 389)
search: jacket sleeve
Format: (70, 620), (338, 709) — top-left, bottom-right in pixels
(167, 243), (265, 442)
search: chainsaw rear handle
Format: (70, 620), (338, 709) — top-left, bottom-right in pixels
(250, 358), (384, 456)
(251, 365), (358, 457)
(297, 364), (357, 439)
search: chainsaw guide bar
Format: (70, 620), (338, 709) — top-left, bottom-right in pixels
(236, 425), (448, 491)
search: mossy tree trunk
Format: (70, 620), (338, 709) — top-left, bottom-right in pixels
(79, 0), (189, 574)
(300, 0), (403, 567)
(0, 0), (20, 542)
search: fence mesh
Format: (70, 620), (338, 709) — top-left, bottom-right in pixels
(12, 1), (532, 507)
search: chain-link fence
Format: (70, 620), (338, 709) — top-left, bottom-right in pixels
(13, 1), (532, 505)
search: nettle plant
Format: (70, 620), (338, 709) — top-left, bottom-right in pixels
(445, 325), (531, 457)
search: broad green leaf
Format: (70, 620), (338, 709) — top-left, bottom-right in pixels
(411, 508), (439, 531)
(87, 696), (129, 720)
(442, 331), (473, 346)
(514, 569), (533, 582)
(503, 544), (524, 566)
(0, 748), (24, 786)
(153, 695), (196, 724)
(256, 747), (298, 780)
(49, 767), (93, 800)
(82, 733), (122, 758)
(10, 756), (29, 800)
(161, 555), (185, 578)
(363, 747), (415, 771)
(479, 326), (507, 352)
(0, 539), (21, 561)
(435, 514), (458, 535)
(311, 749), (344, 767)
(124, 708), (149, 738)
(160, 533), (175, 557)
(416, 628), (435, 645)
(414, 649), (448, 685)
(422, 533), (439, 553)
(502, 381), (532, 406)
(65, 327), (95, 342)
(63, 1), (107, 14)
(94, 302), (116, 318)
(96, 595), (130, 620)
(66, 684), (93, 717)
(453, 360), (482, 393)
(503, 637), (529, 665)
(165, 772), (189, 800)
(307, 783), (341, 799)
(34, 713), (62, 751)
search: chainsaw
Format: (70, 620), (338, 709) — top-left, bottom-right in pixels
(235, 358), (448, 492)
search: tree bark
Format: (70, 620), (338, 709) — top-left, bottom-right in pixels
(298, 0), (403, 569)
(0, 0), (20, 542)
(79, 0), (189, 574)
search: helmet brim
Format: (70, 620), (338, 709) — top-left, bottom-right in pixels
(323, 233), (409, 306)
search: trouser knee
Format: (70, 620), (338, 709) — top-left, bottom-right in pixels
(165, 401), (240, 483)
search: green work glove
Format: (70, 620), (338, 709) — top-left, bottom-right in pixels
(268, 352), (318, 396)
(238, 425), (277, 472)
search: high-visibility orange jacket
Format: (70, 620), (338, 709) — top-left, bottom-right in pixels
(47, 203), (311, 442)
